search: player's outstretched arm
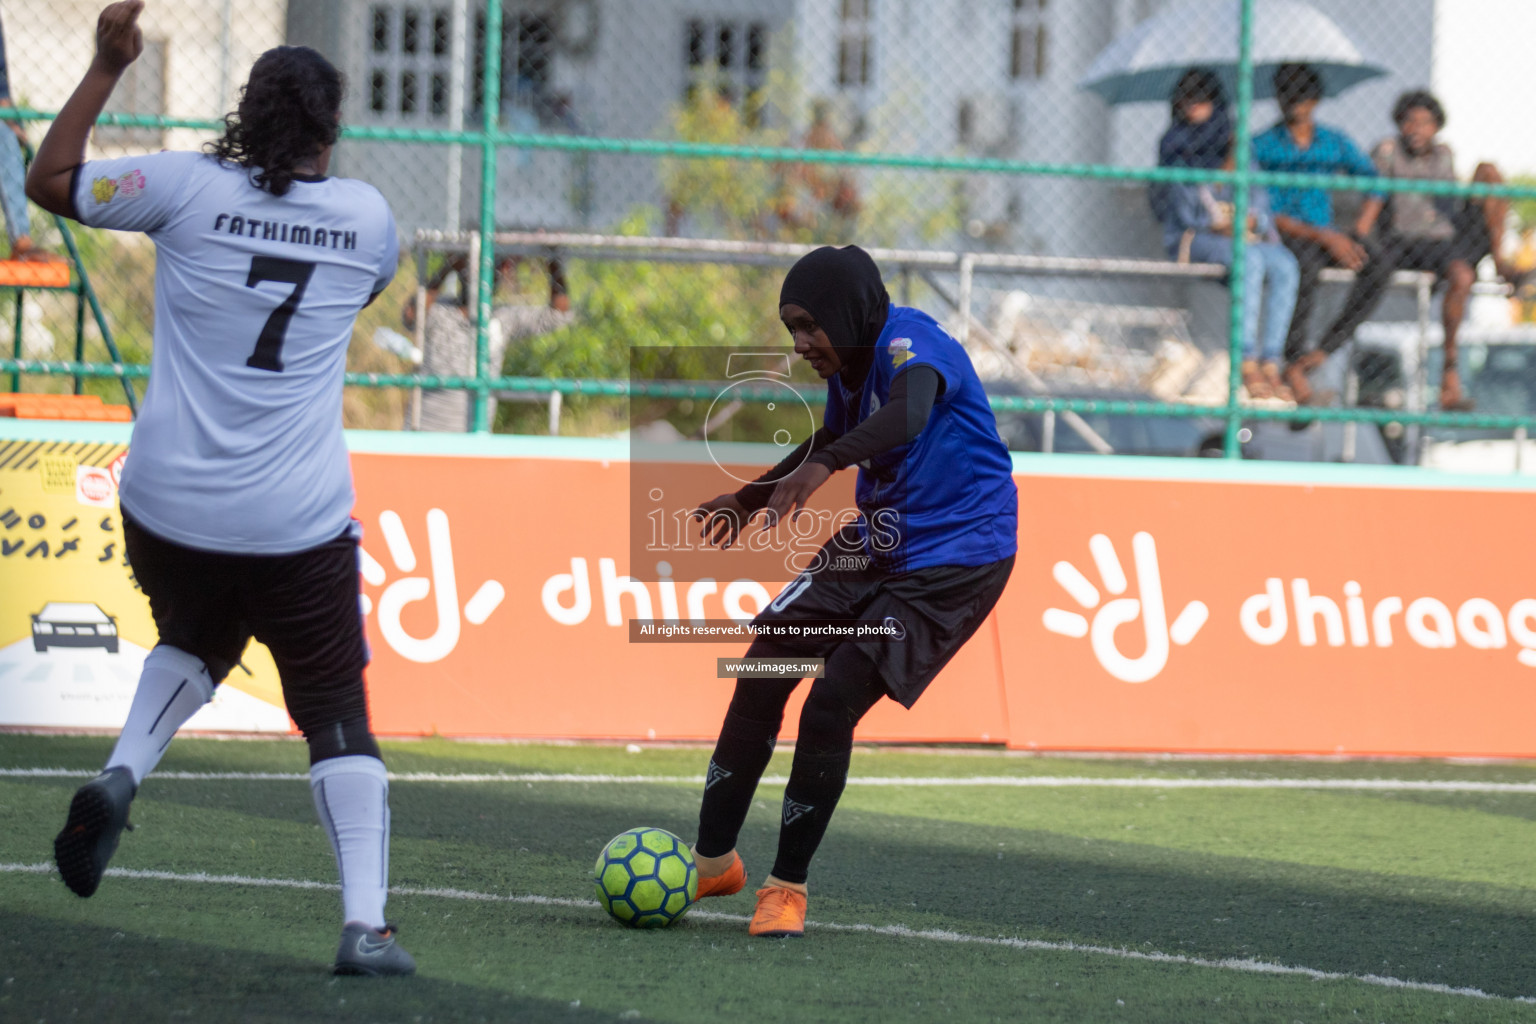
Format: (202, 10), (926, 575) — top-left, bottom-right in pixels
(25, 0), (143, 218)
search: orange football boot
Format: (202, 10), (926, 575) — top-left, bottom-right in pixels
(694, 850), (747, 899)
(748, 885), (807, 937)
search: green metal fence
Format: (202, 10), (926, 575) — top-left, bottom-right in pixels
(3, 0), (1536, 461)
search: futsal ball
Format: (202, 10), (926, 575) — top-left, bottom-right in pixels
(592, 826), (698, 928)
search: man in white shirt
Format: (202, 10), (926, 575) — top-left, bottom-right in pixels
(27, 0), (413, 976)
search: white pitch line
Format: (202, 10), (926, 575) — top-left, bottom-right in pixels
(7, 767), (1536, 793)
(0, 861), (1528, 1005)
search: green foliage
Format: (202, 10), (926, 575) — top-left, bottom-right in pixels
(1510, 175), (1536, 234)
(661, 93), (792, 241)
(495, 82), (960, 439)
(496, 212), (800, 438)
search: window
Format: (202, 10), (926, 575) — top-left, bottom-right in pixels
(1010, 0), (1047, 81)
(402, 8), (420, 55)
(472, 11), (558, 120)
(367, 3), (456, 123)
(370, 69), (389, 114)
(682, 17), (770, 112)
(431, 73), (448, 116)
(400, 71), (418, 115)
(372, 7), (391, 53)
(97, 38), (167, 147)
(837, 0), (872, 89)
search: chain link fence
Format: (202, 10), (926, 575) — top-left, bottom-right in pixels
(4, 0), (1536, 467)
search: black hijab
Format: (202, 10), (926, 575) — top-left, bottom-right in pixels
(779, 245), (890, 386)
(1158, 69), (1230, 170)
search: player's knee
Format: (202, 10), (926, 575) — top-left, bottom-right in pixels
(724, 685), (790, 734)
(797, 688), (861, 755)
(725, 664), (798, 724)
(1473, 162), (1504, 184)
(302, 714), (381, 765)
(1448, 263), (1475, 291)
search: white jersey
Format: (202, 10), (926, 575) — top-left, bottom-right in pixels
(74, 152), (398, 554)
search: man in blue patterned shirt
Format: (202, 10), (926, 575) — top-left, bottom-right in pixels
(1253, 64), (1391, 404)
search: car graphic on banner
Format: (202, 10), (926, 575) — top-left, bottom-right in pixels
(31, 602), (120, 654)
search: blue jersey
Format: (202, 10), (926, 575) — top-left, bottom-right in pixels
(824, 306), (1018, 572)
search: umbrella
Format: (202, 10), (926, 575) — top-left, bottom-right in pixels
(1078, 0), (1387, 105)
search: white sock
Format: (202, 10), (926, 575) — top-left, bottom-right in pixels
(106, 645), (215, 786)
(310, 754), (390, 929)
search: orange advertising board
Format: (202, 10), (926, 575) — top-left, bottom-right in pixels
(349, 449), (1009, 744)
(9, 421), (1536, 757)
(999, 473), (1536, 757)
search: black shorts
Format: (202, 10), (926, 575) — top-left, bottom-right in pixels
(1385, 205), (1491, 280)
(1387, 235), (1481, 279)
(751, 527), (1015, 708)
(123, 512), (370, 734)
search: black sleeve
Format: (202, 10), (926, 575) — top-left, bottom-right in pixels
(807, 365), (944, 472)
(735, 425), (838, 513)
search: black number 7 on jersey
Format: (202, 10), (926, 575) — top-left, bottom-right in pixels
(245, 256), (317, 372)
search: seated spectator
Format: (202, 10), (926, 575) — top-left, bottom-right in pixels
(1254, 64), (1392, 404)
(1157, 137), (1299, 400)
(1353, 90), (1522, 410)
(403, 255), (574, 432)
(1156, 69), (1231, 170)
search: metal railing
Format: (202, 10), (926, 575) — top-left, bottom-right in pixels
(2, 0), (1536, 459)
(411, 229), (1464, 455)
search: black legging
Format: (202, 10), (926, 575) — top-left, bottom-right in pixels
(695, 639), (887, 882)
(1282, 235), (1396, 363)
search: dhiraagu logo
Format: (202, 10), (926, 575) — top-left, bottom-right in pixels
(1043, 532), (1208, 683)
(359, 509), (506, 664)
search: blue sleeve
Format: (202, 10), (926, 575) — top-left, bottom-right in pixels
(1161, 185), (1208, 232)
(1341, 133), (1377, 178)
(1251, 128), (1281, 170)
(1338, 130), (1385, 201)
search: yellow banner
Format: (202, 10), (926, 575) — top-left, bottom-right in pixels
(0, 440), (289, 731)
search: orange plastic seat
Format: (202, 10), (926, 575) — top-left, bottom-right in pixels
(0, 392), (131, 421)
(0, 260), (71, 289)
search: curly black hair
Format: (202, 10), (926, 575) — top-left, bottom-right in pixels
(1273, 63), (1323, 110)
(206, 46), (343, 197)
(1392, 89), (1446, 129)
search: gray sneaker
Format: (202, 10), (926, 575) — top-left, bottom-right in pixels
(54, 765), (136, 898)
(334, 922), (417, 976)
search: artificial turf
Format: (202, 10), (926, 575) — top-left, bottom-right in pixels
(4, 732), (1536, 1023)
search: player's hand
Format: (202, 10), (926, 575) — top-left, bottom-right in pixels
(1321, 229), (1367, 271)
(93, 1), (145, 77)
(761, 462), (832, 532)
(690, 492), (749, 550)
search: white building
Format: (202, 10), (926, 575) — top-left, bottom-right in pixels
(0, 1), (1454, 255)
(290, 0), (1436, 260)
(6, 0), (287, 158)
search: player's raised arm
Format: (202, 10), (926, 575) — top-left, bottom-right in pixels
(25, 0), (144, 218)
